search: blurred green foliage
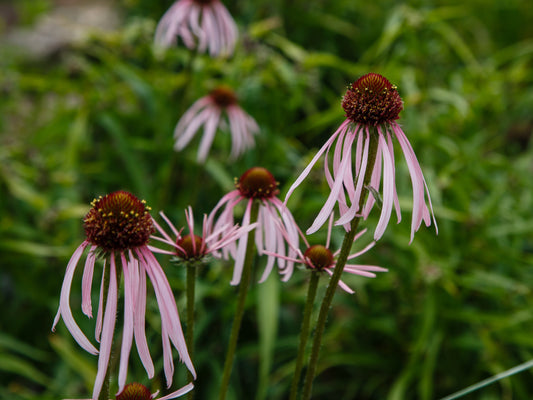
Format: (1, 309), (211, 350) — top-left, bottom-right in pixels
(1, 0), (533, 399)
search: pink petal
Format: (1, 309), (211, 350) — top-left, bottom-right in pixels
(132, 255), (155, 378)
(81, 246), (97, 318)
(385, 130), (402, 223)
(139, 248), (196, 380)
(52, 241), (98, 355)
(95, 259), (107, 343)
(117, 253), (135, 394)
(197, 108), (221, 162)
(158, 382), (195, 400)
(230, 199), (253, 285)
(373, 130), (395, 240)
(92, 253), (119, 399)
(174, 106), (213, 151)
(284, 119), (350, 206)
(335, 129), (370, 226)
(324, 269), (354, 294)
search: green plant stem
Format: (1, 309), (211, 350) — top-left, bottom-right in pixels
(289, 270), (320, 400)
(219, 201), (260, 400)
(301, 129), (379, 400)
(186, 263), (198, 400)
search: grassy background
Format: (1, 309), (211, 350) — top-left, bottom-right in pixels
(1, 0), (533, 399)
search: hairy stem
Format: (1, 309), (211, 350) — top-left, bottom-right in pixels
(301, 129), (379, 400)
(289, 270), (320, 400)
(186, 262), (198, 400)
(219, 201), (260, 400)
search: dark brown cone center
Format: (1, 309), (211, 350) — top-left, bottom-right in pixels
(342, 73), (403, 126)
(210, 86), (238, 108)
(304, 245), (334, 271)
(176, 234), (205, 259)
(194, 0), (216, 5)
(116, 382), (151, 400)
(236, 167), (280, 199)
(84, 191), (154, 252)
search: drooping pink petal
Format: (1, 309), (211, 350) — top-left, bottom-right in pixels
(174, 97), (211, 136)
(132, 254), (155, 378)
(362, 138), (382, 219)
(335, 129), (370, 227)
(257, 204), (277, 283)
(174, 105), (214, 151)
(284, 119), (349, 207)
(215, 3), (238, 55)
(393, 123), (432, 242)
(197, 107), (222, 161)
(117, 253), (135, 394)
(343, 264), (388, 277)
(81, 246), (97, 318)
(308, 126), (358, 234)
(374, 130), (395, 240)
(324, 269), (355, 294)
(154, 1), (190, 48)
(52, 241), (98, 355)
(385, 129), (402, 223)
(230, 199), (253, 285)
(95, 259), (106, 343)
(158, 382), (195, 400)
(139, 247), (196, 379)
(92, 252), (118, 400)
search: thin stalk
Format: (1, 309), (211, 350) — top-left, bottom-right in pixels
(301, 129), (379, 400)
(186, 262), (198, 400)
(289, 270), (320, 400)
(219, 201), (260, 400)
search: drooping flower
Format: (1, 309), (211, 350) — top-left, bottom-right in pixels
(207, 167), (300, 284)
(154, 0), (238, 57)
(65, 382), (194, 400)
(52, 191), (195, 400)
(116, 382), (194, 400)
(150, 206), (256, 263)
(285, 73), (437, 242)
(265, 213), (387, 293)
(173, 86), (259, 162)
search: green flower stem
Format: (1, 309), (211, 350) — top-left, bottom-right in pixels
(98, 255), (122, 400)
(301, 129), (379, 400)
(219, 201), (260, 400)
(186, 262), (198, 400)
(289, 270), (320, 400)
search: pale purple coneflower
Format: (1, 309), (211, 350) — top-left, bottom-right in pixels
(265, 213), (387, 293)
(174, 86), (259, 163)
(66, 382), (194, 400)
(285, 73), (437, 242)
(150, 206), (256, 262)
(154, 0), (238, 57)
(52, 191), (195, 400)
(207, 167), (300, 285)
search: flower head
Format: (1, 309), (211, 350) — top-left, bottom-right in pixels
(265, 213), (387, 293)
(116, 382), (194, 400)
(174, 86), (259, 162)
(154, 0), (238, 57)
(66, 382), (194, 400)
(52, 191), (195, 400)
(285, 73), (437, 242)
(150, 206), (256, 264)
(207, 167), (300, 284)
(342, 73), (403, 126)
